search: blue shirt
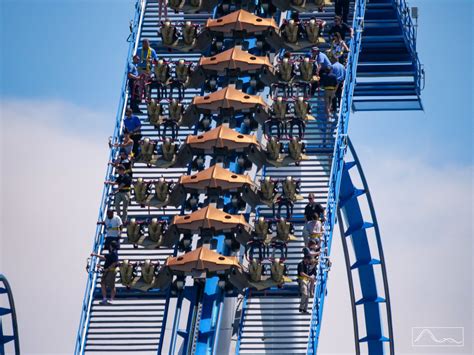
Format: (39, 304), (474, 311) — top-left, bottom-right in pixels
(137, 46), (158, 69)
(331, 62), (346, 83)
(315, 53), (331, 69)
(128, 62), (138, 76)
(124, 115), (141, 133)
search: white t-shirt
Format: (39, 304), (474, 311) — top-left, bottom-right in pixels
(312, 220), (323, 234)
(104, 215), (123, 238)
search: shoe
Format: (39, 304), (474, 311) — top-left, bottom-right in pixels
(298, 309), (303, 313)
(99, 300), (109, 305)
(301, 310), (310, 315)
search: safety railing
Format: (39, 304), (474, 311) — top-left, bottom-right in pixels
(394, 0), (424, 94)
(307, 0), (367, 352)
(73, 1), (146, 353)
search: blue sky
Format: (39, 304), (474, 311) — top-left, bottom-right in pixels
(0, 0), (133, 121)
(1, 0), (472, 166)
(0, 0), (471, 296)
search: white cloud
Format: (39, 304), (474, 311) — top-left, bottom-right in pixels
(0, 99), (110, 354)
(0, 100), (472, 354)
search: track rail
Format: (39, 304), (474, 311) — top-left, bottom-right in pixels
(337, 137), (394, 354)
(306, 0), (367, 352)
(0, 274), (20, 355)
(75, 1), (145, 352)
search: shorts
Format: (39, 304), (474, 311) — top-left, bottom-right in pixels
(102, 269), (117, 289)
(324, 88), (336, 101)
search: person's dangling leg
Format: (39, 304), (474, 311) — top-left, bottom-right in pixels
(276, 121), (281, 138)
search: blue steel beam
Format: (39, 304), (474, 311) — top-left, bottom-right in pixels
(337, 137), (394, 354)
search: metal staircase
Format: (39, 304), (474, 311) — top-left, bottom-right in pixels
(353, 0), (424, 111)
(76, 0), (213, 353)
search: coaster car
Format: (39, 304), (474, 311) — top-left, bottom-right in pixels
(172, 59), (196, 94)
(133, 177), (182, 209)
(200, 10), (281, 49)
(162, 205), (253, 247)
(281, 176), (304, 203)
(241, 176), (280, 210)
(272, 0), (327, 14)
(133, 138), (181, 168)
(159, 20), (208, 52)
(296, 58), (320, 89)
(139, 218), (168, 249)
(273, 217), (296, 243)
(157, 139), (181, 167)
(165, 246), (241, 279)
(170, 165), (259, 206)
(181, 85), (270, 128)
(293, 95), (315, 122)
(190, 46), (278, 88)
(276, 18), (327, 51)
(168, 0), (219, 13)
(119, 259), (173, 291)
(175, 125), (266, 166)
(147, 99), (166, 129)
(228, 258), (292, 291)
(134, 138), (157, 165)
(247, 136), (308, 169)
(131, 260), (160, 292)
(124, 218), (144, 245)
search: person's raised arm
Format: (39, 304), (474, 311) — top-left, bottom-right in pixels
(342, 40), (350, 52)
(91, 252), (106, 260)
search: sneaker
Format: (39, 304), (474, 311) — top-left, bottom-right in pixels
(99, 299), (109, 305)
(301, 310), (310, 315)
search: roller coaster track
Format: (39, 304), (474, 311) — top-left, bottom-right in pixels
(75, 0), (422, 353)
(337, 138), (394, 354)
(0, 274), (20, 355)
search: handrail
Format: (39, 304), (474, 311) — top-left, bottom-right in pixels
(393, 0), (424, 95)
(307, 0), (367, 352)
(73, 1), (146, 353)
(0, 274), (20, 355)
